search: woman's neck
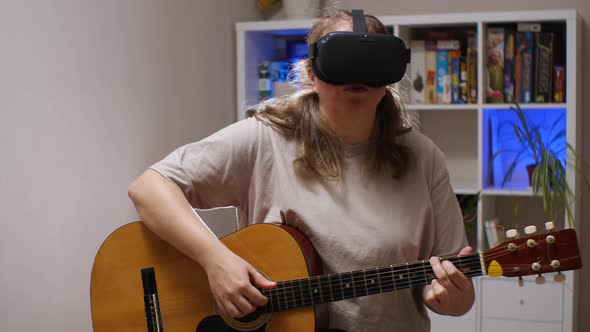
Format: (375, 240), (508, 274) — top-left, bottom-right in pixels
(319, 104), (376, 144)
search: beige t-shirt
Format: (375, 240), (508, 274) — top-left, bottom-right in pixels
(151, 117), (467, 332)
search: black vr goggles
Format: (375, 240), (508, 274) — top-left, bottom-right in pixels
(308, 9), (411, 87)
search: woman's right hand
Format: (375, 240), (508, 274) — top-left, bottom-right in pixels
(203, 249), (277, 319)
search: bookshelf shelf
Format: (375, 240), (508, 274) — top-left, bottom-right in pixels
(235, 9), (581, 332)
(480, 187), (538, 196)
(452, 179), (480, 194)
(406, 104), (478, 111)
(482, 103), (567, 109)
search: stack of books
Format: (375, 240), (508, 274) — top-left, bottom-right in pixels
(485, 23), (564, 104)
(408, 31), (478, 105)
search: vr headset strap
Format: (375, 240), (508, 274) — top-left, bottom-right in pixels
(351, 9), (366, 33)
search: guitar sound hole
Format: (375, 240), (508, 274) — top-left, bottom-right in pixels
(196, 315), (266, 332)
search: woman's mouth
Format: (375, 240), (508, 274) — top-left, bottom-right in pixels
(344, 85), (370, 93)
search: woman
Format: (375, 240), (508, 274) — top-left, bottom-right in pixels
(128, 9), (475, 332)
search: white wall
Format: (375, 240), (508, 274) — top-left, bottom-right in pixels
(0, 0), (260, 330)
(1, 0), (588, 331)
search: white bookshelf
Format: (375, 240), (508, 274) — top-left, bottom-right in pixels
(235, 9), (581, 332)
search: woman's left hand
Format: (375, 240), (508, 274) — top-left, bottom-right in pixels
(422, 246), (476, 316)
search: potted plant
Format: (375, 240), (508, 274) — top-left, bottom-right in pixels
(493, 103), (589, 227)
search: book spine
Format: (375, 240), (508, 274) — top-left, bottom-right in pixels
(534, 32), (554, 103)
(503, 30), (516, 103)
(553, 66), (565, 103)
(459, 57), (468, 104)
(486, 27), (505, 103)
(514, 33), (523, 102)
(467, 32), (478, 103)
(520, 31), (535, 103)
(449, 50), (461, 104)
(410, 40), (426, 104)
(467, 48), (478, 103)
(437, 50), (451, 104)
(425, 40), (437, 104)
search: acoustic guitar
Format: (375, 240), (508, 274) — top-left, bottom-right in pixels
(90, 222), (581, 331)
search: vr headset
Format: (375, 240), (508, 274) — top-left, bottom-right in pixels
(308, 9), (411, 87)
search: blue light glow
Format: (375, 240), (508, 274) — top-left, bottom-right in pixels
(484, 107), (566, 189)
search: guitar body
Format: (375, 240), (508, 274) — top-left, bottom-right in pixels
(91, 222), (321, 332)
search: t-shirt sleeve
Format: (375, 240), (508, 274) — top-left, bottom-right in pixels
(149, 118), (260, 209)
(429, 146), (468, 257)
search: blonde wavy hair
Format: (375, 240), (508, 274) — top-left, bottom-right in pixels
(250, 9), (417, 180)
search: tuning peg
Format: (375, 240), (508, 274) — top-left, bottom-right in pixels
(536, 275), (546, 284)
(545, 221), (555, 231)
(506, 229), (519, 239)
(524, 225), (537, 235)
(518, 276), (524, 287)
(553, 272), (566, 282)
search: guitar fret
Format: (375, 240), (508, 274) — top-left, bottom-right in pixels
(351, 270), (366, 297)
(281, 282), (289, 309)
(392, 264), (410, 290)
(376, 267), (383, 293)
(300, 278), (312, 306)
(297, 279), (307, 307)
(289, 280), (299, 308)
(411, 262), (426, 286)
(365, 268), (380, 295)
(261, 253), (484, 313)
(329, 273), (344, 301)
(269, 285), (279, 312)
(337, 273), (345, 300)
(310, 276), (323, 303)
(292, 279), (302, 308)
(380, 266), (394, 293)
(422, 260), (428, 286)
(326, 275), (334, 302)
(340, 272), (355, 299)
(390, 265), (396, 291)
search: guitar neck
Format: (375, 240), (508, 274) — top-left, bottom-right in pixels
(259, 252), (483, 313)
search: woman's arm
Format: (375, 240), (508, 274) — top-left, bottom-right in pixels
(128, 169), (275, 318)
(128, 169), (223, 266)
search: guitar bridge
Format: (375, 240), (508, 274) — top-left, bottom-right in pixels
(142, 267), (163, 332)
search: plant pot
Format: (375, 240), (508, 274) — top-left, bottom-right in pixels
(526, 164), (536, 186)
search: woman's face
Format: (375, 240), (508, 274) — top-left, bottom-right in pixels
(309, 19), (387, 113)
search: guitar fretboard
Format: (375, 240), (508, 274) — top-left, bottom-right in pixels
(258, 253), (483, 313)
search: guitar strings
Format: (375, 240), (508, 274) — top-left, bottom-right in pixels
(155, 246), (561, 309)
(259, 237), (571, 303)
(261, 258), (483, 310)
(260, 256), (576, 312)
(261, 271), (486, 312)
(153, 237), (574, 314)
(261, 253), (551, 299)
(262, 235), (563, 296)
(151, 274), (490, 316)
(151, 272), (490, 316)
(155, 258), (565, 313)
(153, 259), (574, 316)
(152, 258), (483, 314)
